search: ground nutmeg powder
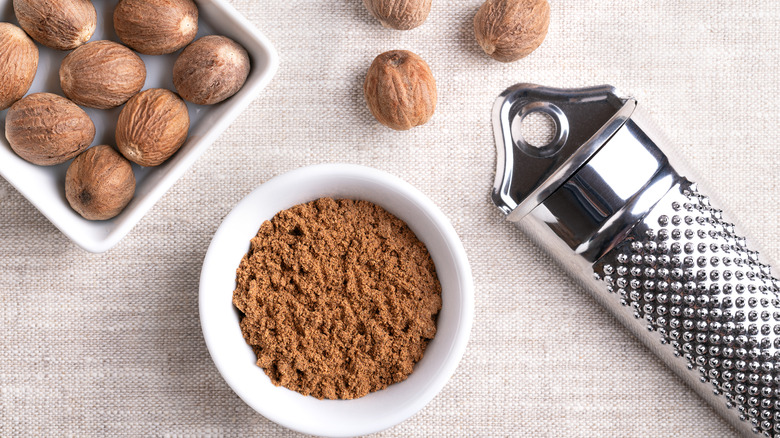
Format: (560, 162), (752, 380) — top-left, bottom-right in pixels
(233, 197), (442, 400)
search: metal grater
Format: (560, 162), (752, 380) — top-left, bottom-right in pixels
(491, 84), (780, 437)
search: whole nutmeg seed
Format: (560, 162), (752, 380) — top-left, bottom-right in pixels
(0, 23), (38, 111)
(173, 35), (250, 105)
(363, 50), (437, 131)
(13, 0), (97, 50)
(5, 93), (95, 166)
(60, 40), (147, 110)
(65, 145), (136, 221)
(363, 0), (431, 30)
(474, 0), (550, 62)
(113, 0), (198, 55)
(116, 88), (190, 167)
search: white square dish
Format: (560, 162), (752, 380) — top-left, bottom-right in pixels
(0, 0), (279, 253)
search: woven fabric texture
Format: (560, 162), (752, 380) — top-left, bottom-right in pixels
(2, 0), (779, 436)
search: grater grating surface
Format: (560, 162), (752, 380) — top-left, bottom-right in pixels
(595, 180), (780, 435)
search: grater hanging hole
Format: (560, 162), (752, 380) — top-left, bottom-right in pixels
(510, 101), (569, 158)
(518, 111), (556, 148)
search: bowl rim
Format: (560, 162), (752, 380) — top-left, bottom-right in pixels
(199, 163), (474, 437)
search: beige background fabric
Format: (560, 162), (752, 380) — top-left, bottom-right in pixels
(2, 0), (779, 436)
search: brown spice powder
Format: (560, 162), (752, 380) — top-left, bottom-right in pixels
(233, 197), (442, 400)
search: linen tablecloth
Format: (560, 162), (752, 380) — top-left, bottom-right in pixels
(2, 1), (779, 436)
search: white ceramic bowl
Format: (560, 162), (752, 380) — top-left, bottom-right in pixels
(0, 0), (279, 253)
(199, 164), (474, 437)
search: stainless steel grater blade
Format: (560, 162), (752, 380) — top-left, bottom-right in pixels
(492, 84), (780, 437)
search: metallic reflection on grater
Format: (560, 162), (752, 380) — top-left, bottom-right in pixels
(492, 84), (780, 437)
